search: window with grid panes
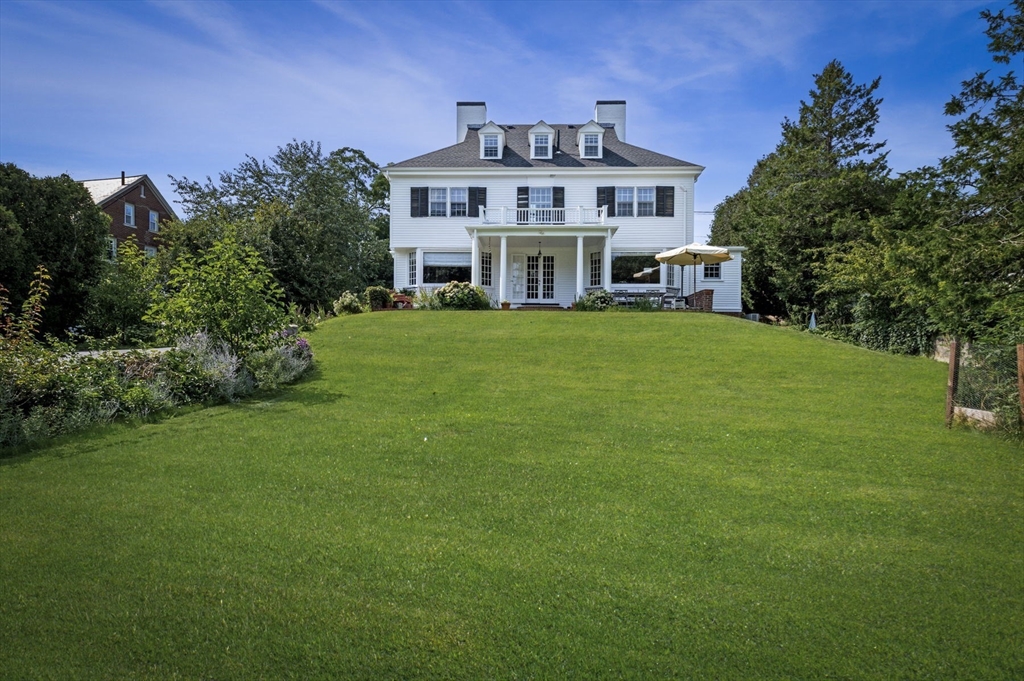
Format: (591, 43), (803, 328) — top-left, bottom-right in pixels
(408, 252), (417, 286)
(583, 133), (599, 157)
(481, 251), (492, 286)
(484, 135), (499, 158)
(637, 187), (655, 216)
(124, 203), (135, 226)
(429, 188), (447, 216)
(450, 188), (468, 217)
(590, 251), (602, 286)
(616, 187), (634, 217)
(703, 263), (721, 279)
(533, 134), (549, 158)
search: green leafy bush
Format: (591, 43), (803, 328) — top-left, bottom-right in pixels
(364, 286), (393, 311)
(575, 289), (615, 311)
(433, 282), (491, 310)
(333, 291), (365, 315)
(146, 235), (286, 355)
(83, 234), (160, 345)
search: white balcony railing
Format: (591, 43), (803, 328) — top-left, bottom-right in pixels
(479, 206), (607, 226)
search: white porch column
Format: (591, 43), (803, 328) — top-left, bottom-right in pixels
(470, 230), (480, 286)
(603, 229), (612, 291)
(576, 235), (585, 300)
(498, 236), (508, 302)
(415, 247), (423, 290)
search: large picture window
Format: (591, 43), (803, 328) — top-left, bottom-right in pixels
(612, 254), (660, 285)
(423, 252), (472, 284)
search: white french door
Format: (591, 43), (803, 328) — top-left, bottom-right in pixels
(511, 254), (526, 303)
(526, 255), (555, 302)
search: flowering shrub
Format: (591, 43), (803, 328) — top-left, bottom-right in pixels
(433, 282), (491, 310)
(575, 289), (615, 311)
(333, 291), (365, 315)
(1, 264), (317, 449)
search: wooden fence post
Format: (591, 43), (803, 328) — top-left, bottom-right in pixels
(945, 338), (961, 428)
(1017, 344), (1023, 426)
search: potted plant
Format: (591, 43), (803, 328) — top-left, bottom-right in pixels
(501, 300), (511, 310)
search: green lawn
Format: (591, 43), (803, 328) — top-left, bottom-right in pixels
(1, 312), (1021, 679)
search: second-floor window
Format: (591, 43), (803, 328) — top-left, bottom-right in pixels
(637, 187), (655, 216)
(124, 203), (135, 227)
(149, 210), (159, 232)
(450, 188), (468, 217)
(429, 188), (448, 217)
(483, 135), (499, 158)
(583, 133), (600, 157)
(616, 188), (634, 217)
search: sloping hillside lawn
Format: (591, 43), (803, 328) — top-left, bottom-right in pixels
(1, 312), (1021, 679)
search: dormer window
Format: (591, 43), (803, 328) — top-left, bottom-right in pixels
(483, 135), (499, 158)
(533, 134), (549, 158)
(477, 122), (505, 160)
(577, 120), (605, 159)
(529, 122), (555, 160)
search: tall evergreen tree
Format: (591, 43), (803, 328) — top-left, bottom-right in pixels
(710, 61), (893, 321)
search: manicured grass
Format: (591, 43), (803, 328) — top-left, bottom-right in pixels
(1, 312), (1021, 679)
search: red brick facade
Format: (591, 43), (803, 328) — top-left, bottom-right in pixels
(98, 178), (173, 253)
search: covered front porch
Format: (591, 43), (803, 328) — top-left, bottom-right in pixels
(466, 225), (619, 307)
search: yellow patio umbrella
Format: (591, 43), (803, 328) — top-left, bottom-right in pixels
(655, 243), (732, 297)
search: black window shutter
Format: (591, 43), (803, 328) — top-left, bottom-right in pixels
(553, 187), (564, 209)
(597, 186), (615, 218)
(468, 187), (487, 218)
(517, 187), (529, 209)
(411, 187), (429, 217)
(656, 186), (675, 217)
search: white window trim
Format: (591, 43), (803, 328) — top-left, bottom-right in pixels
(148, 209), (159, 232)
(429, 187), (448, 217)
(124, 202), (135, 227)
(616, 187), (634, 217)
(702, 263), (722, 280)
(449, 187), (468, 218)
(582, 133), (601, 159)
(408, 251), (417, 286)
(483, 134), (500, 158)
(531, 133), (551, 159)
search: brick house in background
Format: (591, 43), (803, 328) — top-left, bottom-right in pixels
(80, 172), (178, 259)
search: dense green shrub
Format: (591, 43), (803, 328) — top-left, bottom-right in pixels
(83, 234), (160, 345)
(2, 268), (315, 449)
(575, 290), (615, 311)
(333, 291), (365, 315)
(146, 235), (286, 354)
(822, 294), (939, 355)
(433, 282), (491, 310)
(364, 286), (393, 311)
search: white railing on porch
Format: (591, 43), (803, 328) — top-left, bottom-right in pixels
(479, 206), (607, 226)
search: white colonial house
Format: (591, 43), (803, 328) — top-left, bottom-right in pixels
(386, 101), (743, 312)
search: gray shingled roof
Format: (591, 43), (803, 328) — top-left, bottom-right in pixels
(388, 124), (701, 169)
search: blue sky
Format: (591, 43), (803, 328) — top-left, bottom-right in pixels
(0, 0), (1004, 240)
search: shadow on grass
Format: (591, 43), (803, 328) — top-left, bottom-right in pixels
(0, 367), (347, 466)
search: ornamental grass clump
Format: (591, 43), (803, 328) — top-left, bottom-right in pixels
(433, 281), (491, 310)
